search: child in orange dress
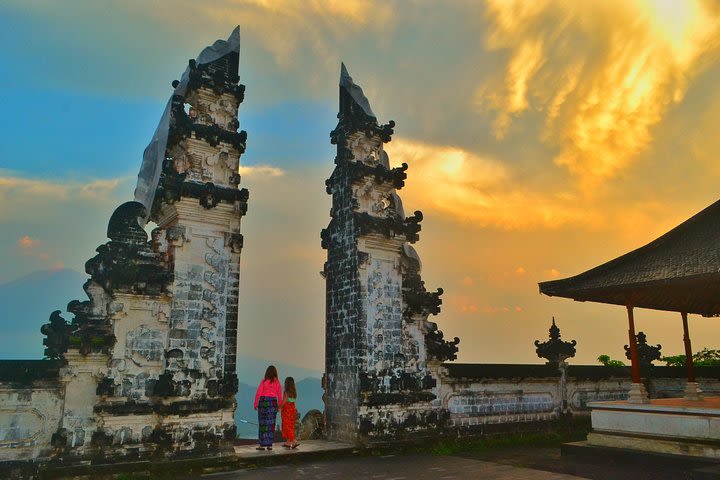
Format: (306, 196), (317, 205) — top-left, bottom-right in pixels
(280, 377), (298, 448)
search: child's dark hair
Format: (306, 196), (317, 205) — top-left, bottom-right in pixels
(284, 377), (297, 398)
(264, 365), (278, 382)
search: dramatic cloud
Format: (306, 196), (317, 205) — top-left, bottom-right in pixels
(0, 175), (128, 208)
(0, 173), (133, 283)
(118, 0), (395, 70)
(386, 137), (601, 230)
(0, 174), (131, 225)
(238, 165), (285, 178)
(479, 0), (720, 189)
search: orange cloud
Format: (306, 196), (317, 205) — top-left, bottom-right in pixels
(479, 0), (720, 190)
(386, 137), (602, 230)
(17, 235), (50, 261)
(445, 293), (523, 316)
(544, 268), (561, 279)
(461, 304), (479, 314)
(18, 235), (36, 250)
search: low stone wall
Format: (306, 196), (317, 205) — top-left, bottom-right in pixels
(4, 359), (720, 463)
(0, 361), (63, 462)
(434, 363), (720, 434)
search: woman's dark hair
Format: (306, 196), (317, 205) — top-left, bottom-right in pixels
(264, 365), (278, 382)
(284, 377), (297, 398)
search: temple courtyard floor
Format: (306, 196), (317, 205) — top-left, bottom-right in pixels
(192, 440), (720, 480)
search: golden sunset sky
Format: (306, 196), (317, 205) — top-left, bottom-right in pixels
(2, 0), (720, 370)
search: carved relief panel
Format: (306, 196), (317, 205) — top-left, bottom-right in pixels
(185, 89), (239, 131)
(363, 257), (403, 373)
(347, 132), (385, 167)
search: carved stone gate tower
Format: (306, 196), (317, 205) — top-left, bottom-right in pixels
(39, 28), (247, 459)
(322, 65), (459, 443)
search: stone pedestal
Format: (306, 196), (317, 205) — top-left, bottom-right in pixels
(587, 397), (720, 459)
(685, 382), (705, 401)
(627, 382), (650, 404)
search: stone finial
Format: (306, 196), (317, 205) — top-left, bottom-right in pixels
(340, 62), (376, 119)
(107, 201), (148, 245)
(534, 317), (577, 364)
(85, 202), (173, 296)
(331, 63), (395, 146)
(625, 331), (662, 367)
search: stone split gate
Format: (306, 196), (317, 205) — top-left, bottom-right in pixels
(2, 28), (719, 468)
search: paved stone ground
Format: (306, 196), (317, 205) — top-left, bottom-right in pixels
(200, 454), (587, 479)
(198, 446), (717, 480)
(461, 446), (709, 480)
(233, 440), (353, 459)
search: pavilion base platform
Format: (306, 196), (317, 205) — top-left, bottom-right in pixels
(584, 397), (720, 459)
(561, 441), (720, 479)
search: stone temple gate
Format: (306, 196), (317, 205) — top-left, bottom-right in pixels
(3, 28), (719, 470)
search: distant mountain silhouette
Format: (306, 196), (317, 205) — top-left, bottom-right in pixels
(0, 269), (87, 359)
(236, 357), (322, 386)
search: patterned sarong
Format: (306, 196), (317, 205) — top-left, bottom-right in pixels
(281, 401), (297, 441)
(257, 396), (278, 446)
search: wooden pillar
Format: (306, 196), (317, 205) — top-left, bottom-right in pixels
(627, 306), (641, 384)
(681, 312), (703, 400)
(625, 305), (648, 403)
(682, 312), (696, 383)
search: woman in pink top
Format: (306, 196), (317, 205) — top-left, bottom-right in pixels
(254, 365), (282, 450)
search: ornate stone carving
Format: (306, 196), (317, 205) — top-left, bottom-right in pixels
(126, 326), (165, 363)
(40, 311), (72, 360)
(403, 271), (443, 318)
(625, 331), (662, 367)
(355, 211), (423, 243)
(425, 323), (459, 362)
(534, 317), (577, 365)
(85, 202), (172, 296)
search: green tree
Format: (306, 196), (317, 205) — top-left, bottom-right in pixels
(661, 348), (720, 367)
(597, 354), (625, 367)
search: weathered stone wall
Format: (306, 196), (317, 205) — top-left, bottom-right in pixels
(0, 361), (63, 462)
(322, 148), (362, 442)
(435, 363), (720, 434)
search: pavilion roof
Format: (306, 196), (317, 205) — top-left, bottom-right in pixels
(538, 198), (720, 316)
